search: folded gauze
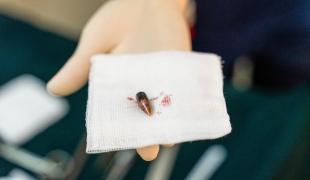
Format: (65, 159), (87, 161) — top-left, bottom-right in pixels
(86, 51), (231, 153)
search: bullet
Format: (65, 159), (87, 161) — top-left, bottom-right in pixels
(136, 91), (152, 116)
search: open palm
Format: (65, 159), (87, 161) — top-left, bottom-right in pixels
(47, 0), (191, 161)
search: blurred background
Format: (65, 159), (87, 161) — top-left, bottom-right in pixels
(0, 0), (309, 179)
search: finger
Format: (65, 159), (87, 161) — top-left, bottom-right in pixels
(46, 38), (110, 96)
(47, 7), (115, 96)
(136, 145), (160, 161)
(47, 35), (113, 96)
(47, 2), (119, 96)
(163, 144), (175, 148)
(47, 53), (90, 96)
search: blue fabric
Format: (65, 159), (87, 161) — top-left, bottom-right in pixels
(193, 0), (310, 80)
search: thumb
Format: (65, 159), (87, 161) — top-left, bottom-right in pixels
(47, 3), (116, 96)
(47, 53), (91, 96)
(47, 25), (114, 96)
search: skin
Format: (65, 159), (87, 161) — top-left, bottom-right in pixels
(47, 0), (190, 161)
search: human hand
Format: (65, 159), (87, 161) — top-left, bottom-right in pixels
(47, 0), (191, 161)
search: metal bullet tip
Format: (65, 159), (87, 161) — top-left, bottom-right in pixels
(136, 91), (153, 116)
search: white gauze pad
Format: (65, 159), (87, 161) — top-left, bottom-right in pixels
(86, 51), (231, 153)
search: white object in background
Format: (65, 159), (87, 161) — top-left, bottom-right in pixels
(185, 145), (227, 180)
(0, 75), (69, 145)
(86, 51), (231, 153)
(0, 169), (36, 180)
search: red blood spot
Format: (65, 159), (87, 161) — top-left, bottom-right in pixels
(161, 95), (172, 106)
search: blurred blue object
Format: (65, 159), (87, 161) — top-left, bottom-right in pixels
(194, 0), (310, 87)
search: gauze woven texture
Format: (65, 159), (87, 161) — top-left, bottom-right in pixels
(86, 51), (231, 153)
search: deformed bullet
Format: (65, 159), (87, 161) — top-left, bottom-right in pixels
(136, 91), (152, 116)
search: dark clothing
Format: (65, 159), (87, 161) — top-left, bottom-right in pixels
(193, 0), (310, 88)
